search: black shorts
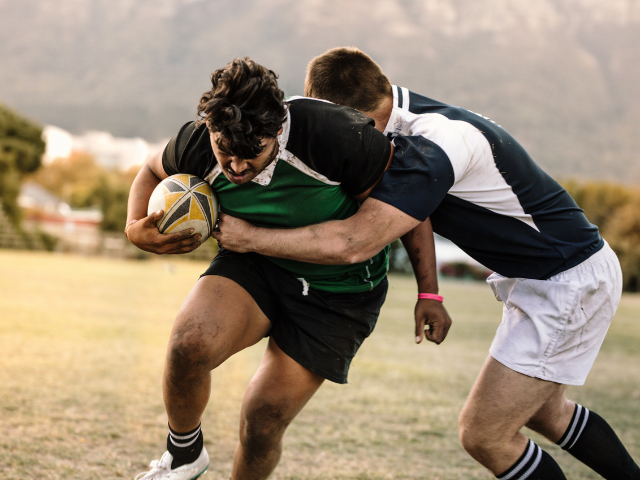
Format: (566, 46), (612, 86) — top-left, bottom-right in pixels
(201, 248), (388, 384)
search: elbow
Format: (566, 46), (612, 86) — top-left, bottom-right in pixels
(344, 248), (376, 265)
(322, 238), (364, 265)
(326, 244), (358, 265)
(337, 238), (380, 265)
(344, 252), (372, 264)
(318, 222), (385, 265)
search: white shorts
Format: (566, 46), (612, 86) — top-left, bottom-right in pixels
(487, 242), (622, 385)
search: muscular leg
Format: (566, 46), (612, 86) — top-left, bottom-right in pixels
(163, 275), (272, 433)
(461, 356), (640, 479)
(525, 385), (575, 442)
(529, 388), (640, 479)
(459, 355), (572, 475)
(231, 338), (324, 480)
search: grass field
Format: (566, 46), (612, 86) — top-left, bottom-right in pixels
(1, 250), (639, 479)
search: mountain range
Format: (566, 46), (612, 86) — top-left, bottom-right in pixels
(1, 0), (639, 181)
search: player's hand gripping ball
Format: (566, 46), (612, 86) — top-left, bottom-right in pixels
(147, 174), (218, 244)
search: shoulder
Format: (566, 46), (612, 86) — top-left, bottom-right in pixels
(283, 97), (391, 194)
(397, 98), (489, 182)
(162, 121), (214, 178)
(284, 97), (381, 160)
(176, 121), (210, 154)
(286, 97), (375, 140)
(403, 89), (506, 159)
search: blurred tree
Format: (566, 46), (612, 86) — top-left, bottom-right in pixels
(0, 104), (45, 226)
(98, 165), (140, 232)
(28, 151), (103, 207)
(92, 168), (137, 232)
(563, 178), (640, 291)
(606, 193), (640, 291)
(28, 153), (140, 232)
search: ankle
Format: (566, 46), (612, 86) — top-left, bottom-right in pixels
(167, 423), (204, 469)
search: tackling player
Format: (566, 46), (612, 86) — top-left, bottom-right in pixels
(213, 47), (640, 479)
(125, 57), (450, 480)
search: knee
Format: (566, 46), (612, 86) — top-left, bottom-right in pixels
(459, 410), (500, 460)
(167, 320), (219, 376)
(240, 400), (291, 454)
(459, 422), (486, 458)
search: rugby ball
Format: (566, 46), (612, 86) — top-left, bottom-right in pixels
(147, 174), (218, 243)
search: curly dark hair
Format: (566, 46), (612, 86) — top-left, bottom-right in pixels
(197, 57), (287, 159)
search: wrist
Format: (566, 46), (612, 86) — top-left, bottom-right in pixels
(124, 219), (139, 238)
(418, 293), (443, 302)
(416, 278), (438, 296)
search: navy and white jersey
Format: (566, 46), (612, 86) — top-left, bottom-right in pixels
(370, 85), (603, 280)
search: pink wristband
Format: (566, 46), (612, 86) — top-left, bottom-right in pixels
(418, 293), (443, 302)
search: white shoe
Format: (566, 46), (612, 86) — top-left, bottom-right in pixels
(134, 447), (209, 479)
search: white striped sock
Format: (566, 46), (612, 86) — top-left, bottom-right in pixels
(169, 424), (201, 448)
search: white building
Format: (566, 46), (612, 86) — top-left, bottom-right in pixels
(42, 125), (167, 171)
(42, 125), (73, 163)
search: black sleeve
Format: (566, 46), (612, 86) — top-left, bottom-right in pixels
(340, 122), (392, 195)
(162, 121), (215, 179)
(370, 135), (455, 221)
(285, 99), (392, 196)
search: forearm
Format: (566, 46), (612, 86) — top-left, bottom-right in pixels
(216, 198), (421, 265)
(242, 220), (367, 265)
(403, 219), (452, 345)
(401, 218), (439, 294)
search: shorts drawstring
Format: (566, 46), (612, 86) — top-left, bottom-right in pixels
(297, 277), (310, 296)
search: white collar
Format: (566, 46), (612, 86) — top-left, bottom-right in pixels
(383, 85), (408, 138)
(251, 106), (290, 186)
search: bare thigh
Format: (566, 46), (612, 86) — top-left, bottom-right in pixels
(168, 275), (272, 370)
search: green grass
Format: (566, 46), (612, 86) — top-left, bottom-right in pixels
(1, 250), (639, 479)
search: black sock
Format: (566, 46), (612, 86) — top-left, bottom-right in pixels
(167, 423), (204, 469)
(557, 404), (640, 479)
(497, 439), (566, 479)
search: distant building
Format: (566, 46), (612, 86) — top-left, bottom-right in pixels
(42, 125), (167, 170)
(42, 125), (73, 163)
(18, 182), (103, 253)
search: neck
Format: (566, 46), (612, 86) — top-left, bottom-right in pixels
(363, 96), (393, 133)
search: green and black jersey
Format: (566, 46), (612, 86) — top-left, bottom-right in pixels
(162, 97), (392, 293)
